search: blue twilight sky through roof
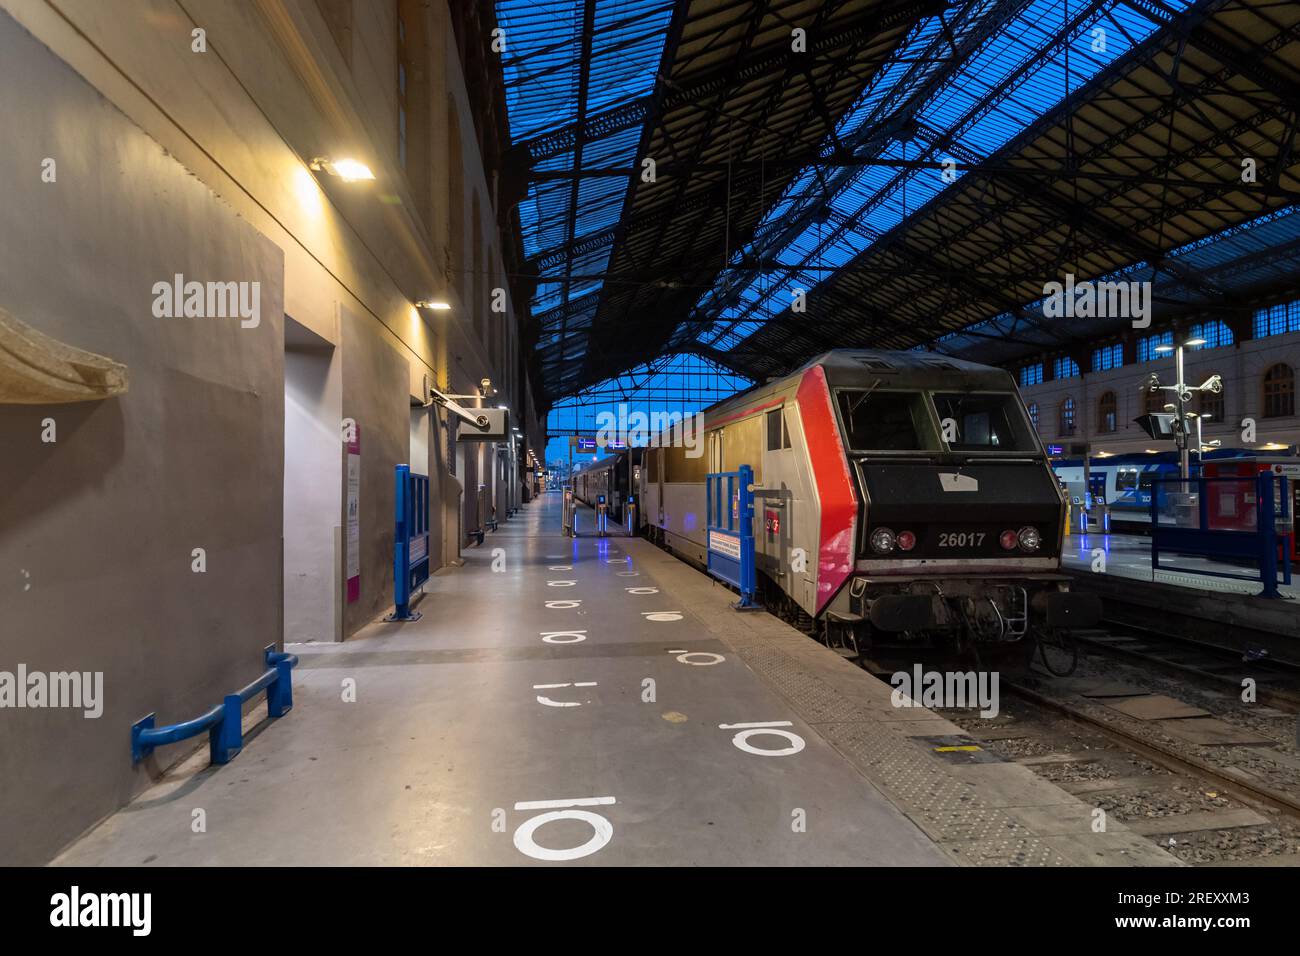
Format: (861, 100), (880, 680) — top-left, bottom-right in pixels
(689, 0), (1193, 352)
(542, 352), (752, 466)
(491, 0), (1286, 470)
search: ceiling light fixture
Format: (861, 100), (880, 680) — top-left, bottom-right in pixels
(309, 157), (375, 182)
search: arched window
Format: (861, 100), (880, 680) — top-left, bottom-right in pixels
(1028, 402), (1039, 430)
(1098, 392), (1117, 433)
(1059, 397), (1076, 436)
(1198, 374), (1224, 423)
(1262, 364), (1295, 418)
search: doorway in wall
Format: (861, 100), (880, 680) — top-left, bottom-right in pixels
(283, 316), (342, 642)
(409, 401), (443, 574)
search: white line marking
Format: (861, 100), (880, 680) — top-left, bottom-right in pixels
(536, 696), (581, 708)
(671, 651), (725, 666)
(515, 796), (616, 810)
(513, 811), (613, 862)
(719, 721), (793, 729)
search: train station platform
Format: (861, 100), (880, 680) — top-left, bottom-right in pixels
(51, 494), (1173, 867)
(1062, 532), (1299, 600)
(1061, 531), (1300, 662)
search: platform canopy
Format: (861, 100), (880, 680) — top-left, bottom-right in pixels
(494, 0), (1300, 406)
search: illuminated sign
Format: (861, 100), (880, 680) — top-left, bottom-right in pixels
(576, 437), (597, 450)
(1046, 444), (1064, 456)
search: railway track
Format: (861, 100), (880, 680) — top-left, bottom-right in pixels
(1073, 620), (1300, 713)
(999, 677), (1300, 822)
(899, 625), (1300, 864)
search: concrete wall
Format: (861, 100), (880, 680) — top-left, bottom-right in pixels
(0, 0), (547, 862)
(341, 304), (408, 637)
(0, 8), (285, 864)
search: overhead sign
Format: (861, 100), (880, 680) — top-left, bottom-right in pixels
(456, 407), (509, 442)
(1271, 462), (1300, 478)
(576, 437), (597, 450)
(1134, 413), (1176, 440)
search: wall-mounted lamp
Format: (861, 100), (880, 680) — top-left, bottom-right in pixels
(309, 157), (375, 182)
(416, 299), (452, 311)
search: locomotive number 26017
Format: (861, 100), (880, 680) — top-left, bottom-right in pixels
(937, 531), (986, 548)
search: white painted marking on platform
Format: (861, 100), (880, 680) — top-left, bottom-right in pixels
(545, 600), (582, 609)
(511, 796), (617, 861)
(616, 571), (639, 577)
(533, 680), (599, 708)
(719, 721), (805, 757)
(547, 580), (577, 587)
(669, 650), (725, 666)
(548, 565), (572, 571)
(643, 611), (683, 622)
(541, 630), (587, 644)
(515, 796), (615, 811)
(625, 587), (658, 594)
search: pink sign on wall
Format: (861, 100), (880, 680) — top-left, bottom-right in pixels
(346, 425), (361, 603)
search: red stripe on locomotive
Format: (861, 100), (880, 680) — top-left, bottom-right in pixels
(796, 365), (858, 614)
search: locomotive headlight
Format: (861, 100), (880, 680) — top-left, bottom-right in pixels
(896, 530), (916, 552)
(869, 528), (896, 554)
(999, 530), (1019, 551)
(1017, 526), (1042, 552)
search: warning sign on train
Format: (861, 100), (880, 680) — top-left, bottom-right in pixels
(708, 530), (742, 561)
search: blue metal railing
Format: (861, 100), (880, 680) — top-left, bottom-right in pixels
(1150, 473), (1292, 598)
(131, 645), (298, 765)
(387, 464), (431, 622)
(705, 464), (760, 610)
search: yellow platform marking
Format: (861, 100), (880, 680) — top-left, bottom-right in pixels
(934, 745), (982, 752)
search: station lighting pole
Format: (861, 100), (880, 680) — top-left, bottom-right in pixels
(1188, 412), (1221, 468)
(1150, 338), (1221, 480)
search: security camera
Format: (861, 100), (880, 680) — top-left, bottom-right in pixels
(1199, 373), (1223, 394)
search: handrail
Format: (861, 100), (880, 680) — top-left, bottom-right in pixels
(705, 465), (760, 610)
(131, 644), (298, 766)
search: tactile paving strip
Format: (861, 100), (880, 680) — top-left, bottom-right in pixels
(730, 643), (1069, 867)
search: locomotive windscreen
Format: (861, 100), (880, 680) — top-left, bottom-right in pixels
(930, 393), (1037, 452)
(836, 390), (938, 451)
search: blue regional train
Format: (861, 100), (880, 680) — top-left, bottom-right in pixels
(1050, 448), (1278, 530)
